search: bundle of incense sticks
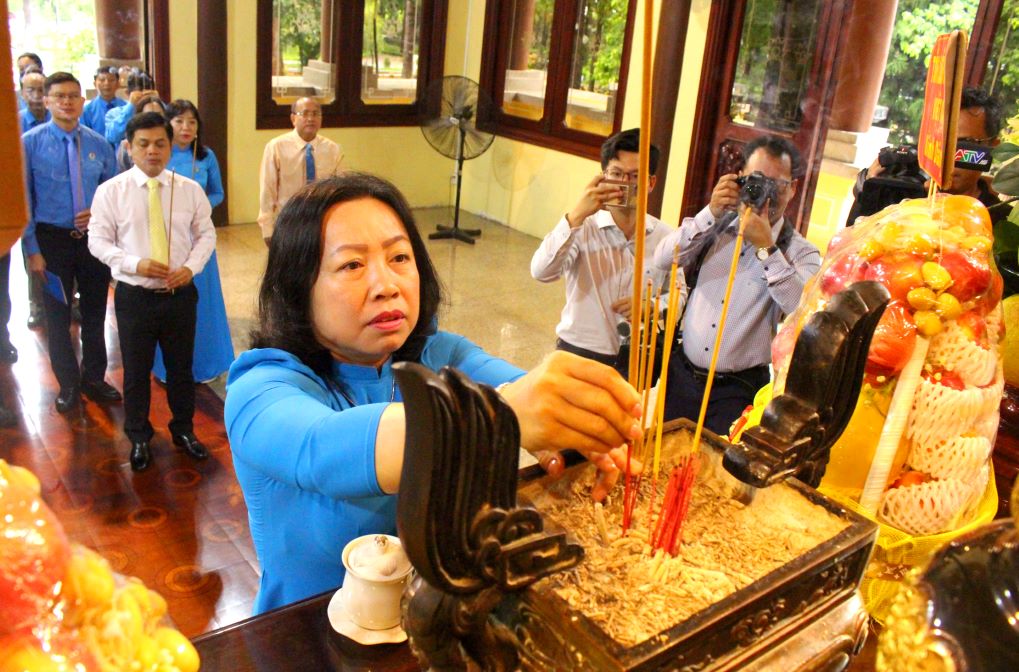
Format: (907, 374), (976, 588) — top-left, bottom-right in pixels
(650, 453), (700, 555)
(622, 252), (681, 532)
(645, 209), (751, 549)
(622, 0), (654, 531)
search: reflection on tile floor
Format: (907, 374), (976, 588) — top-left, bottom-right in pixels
(0, 209), (562, 637)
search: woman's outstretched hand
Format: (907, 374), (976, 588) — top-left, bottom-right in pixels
(502, 351), (644, 501)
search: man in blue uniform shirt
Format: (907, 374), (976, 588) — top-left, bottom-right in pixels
(18, 68), (50, 133)
(22, 72), (120, 413)
(81, 66), (125, 139)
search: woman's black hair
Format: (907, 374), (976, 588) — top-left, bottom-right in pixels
(165, 99), (208, 160)
(251, 172), (445, 376)
(134, 94), (165, 117)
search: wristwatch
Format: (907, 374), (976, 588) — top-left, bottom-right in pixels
(755, 245), (778, 261)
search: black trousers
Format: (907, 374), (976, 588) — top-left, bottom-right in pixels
(114, 282), (198, 442)
(663, 349), (770, 437)
(555, 337), (618, 366)
(0, 253), (11, 344)
(35, 224), (111, 390)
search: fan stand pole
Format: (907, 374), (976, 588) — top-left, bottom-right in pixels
(430, 123), (481, 244)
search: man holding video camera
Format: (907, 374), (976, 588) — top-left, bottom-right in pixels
(847, 87), (1004, 225)
(653, 135), (820, 435)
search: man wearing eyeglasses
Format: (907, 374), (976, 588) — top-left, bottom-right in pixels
(531, 128), (682, 378)
(652, 135), (820, 436)
(257, 97), (343, 245)
(21, 72), (119, 413)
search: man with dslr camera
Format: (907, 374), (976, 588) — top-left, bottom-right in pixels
(653, 135), (820, 435)
(847, 87), (1004, 225)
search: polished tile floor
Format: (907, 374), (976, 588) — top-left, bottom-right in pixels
(0, 209), (563, 638)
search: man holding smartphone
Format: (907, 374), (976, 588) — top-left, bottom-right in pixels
(530, 128), (683, 378)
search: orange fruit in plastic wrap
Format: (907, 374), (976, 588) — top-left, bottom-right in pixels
(865, 302), (916, 378)
(0, 630), (98, 672)
(0, 460), (70, 637)
(934, 193), (992, 235)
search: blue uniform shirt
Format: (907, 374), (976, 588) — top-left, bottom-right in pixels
(19, 107), (50, 134)
(81, 96), (126, 138)
(104, 103), (134, 145)
(21, 122), (117, 256)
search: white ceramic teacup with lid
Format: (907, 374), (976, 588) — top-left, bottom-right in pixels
(340, 533), (413, 631)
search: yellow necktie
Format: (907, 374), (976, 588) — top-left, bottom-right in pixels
(147, 178), (169, 265)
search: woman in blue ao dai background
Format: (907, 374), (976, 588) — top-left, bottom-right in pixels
(153, 100), (234, 382)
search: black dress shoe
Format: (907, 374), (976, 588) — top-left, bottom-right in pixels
(173, 432), (209, 461)
(55, 386), (80, 413)
(0, 340), (16, 364)
(130, 441), (152, 472)
(81, 380), (123, 402)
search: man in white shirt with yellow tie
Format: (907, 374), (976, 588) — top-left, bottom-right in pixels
(257, 97), (343, 245)
(89, 112), (216, 472)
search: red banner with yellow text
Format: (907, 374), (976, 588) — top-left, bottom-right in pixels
(917, 30), (968, 191)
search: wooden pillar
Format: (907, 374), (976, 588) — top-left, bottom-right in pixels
(647, 0), (692, 219)
(509, 0), (536, 70)
(321, 0), (334, 62)
(94, 0), (143, 61)
(829, 0), (898, 133)
(198, 0), (229, 226)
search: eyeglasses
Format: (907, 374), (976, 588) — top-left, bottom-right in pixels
(603, 169), (640, 182)
(47, 93), (81, 102)
(294, 111), (322, 119)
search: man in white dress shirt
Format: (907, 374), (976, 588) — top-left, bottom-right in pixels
(89, 112), (216, 472)
(530, 129), (682, 379)
(257, 97), (343, 244)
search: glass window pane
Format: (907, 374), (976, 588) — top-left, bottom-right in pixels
(501, 0), (554, 121)
(563, 0), (629, 136)
(985, 4), (1019, 123)
(272, 0), (336, 106)
(361, 0), (421, 105)
(729, 0), (823, 132)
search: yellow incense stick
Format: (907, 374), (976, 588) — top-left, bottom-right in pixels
(166, 171), (176, 264)
(650, 256), (681, 478)
(638, 291), (662, 463)
(629, 0), (655, 387)
(689, 208), (750, 459)
(637, 279), (654, 396)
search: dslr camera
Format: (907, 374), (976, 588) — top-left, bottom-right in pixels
(735, 171), (779, 210)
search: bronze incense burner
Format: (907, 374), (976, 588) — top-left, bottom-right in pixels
(392, 281), (888, 671)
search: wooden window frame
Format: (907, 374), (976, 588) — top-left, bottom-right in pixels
(255, 0), (448, 129)
(478, 0), (638, 160)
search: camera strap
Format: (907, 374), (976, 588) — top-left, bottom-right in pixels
(684, 213), (795, 295)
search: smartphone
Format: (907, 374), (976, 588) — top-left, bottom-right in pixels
(602, 178), (637, 210)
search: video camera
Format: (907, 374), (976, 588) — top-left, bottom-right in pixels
(853, 141), (995, 221)
(736, 171), (779, 211)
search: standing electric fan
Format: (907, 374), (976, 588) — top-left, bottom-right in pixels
(420, 76), (496, 244)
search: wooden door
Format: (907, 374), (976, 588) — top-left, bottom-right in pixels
(681, 0), (855, 232)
